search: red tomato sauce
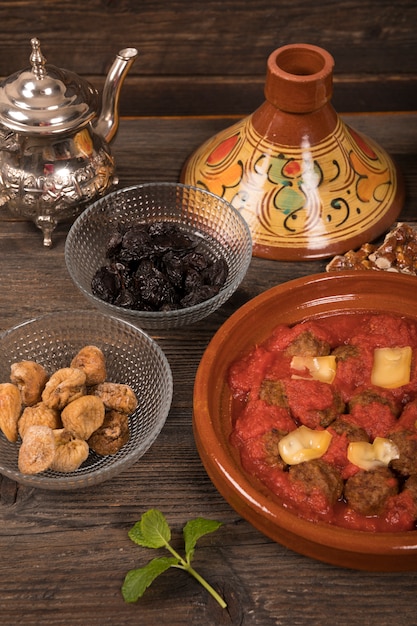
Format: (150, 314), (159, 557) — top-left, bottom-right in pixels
(228, 313), (417, 532)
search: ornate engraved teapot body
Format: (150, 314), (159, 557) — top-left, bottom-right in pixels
(0, 38), (137, 246)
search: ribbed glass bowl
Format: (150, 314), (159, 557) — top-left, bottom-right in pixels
(64, 183), (252, 329)
(0, 310), (173, 490)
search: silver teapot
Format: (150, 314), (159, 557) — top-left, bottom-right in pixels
(0, 38), (138, 246)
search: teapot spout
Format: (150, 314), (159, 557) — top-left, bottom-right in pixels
(94, 47), (138, 143)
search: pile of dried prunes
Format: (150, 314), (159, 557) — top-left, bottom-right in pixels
(91, 221), (229, 311)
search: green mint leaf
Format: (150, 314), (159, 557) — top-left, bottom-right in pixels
(122, 510), (227, 609)
(122, 556), (178, 602)
(128, 509), (171, 549)
(183, 517), (223, 563)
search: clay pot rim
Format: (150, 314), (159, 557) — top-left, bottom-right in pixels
(267, 42), (335, 84)
(265, 43), (335, 113)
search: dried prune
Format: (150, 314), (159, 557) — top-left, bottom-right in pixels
(162, 250), (186, 288)
(91, 221), (229, 312)
(119, 226), (153, 263)
(181, 284), (219, 307)
(134, 259), (176, 310)
(106, 230), (123, 258)
(91, 263), (123, 303)
(203, 257), (229, 287)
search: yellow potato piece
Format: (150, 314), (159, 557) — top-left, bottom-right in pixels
(291, 355), (337, 384)
(371, 346), (412, 389)
(278, 425), (332, 465)
(347, 437), (400, 471)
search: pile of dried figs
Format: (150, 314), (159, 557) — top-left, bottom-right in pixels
(0, 345), (138, 475)
(91, 221), (229, 311)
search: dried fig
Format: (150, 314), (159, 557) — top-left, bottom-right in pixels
(50, 429), (89, 472)
(70, 345), (107, 386)
(18, 424), (55, 474)
(42, 367), (86, 410)
(0, 382), (22, 442)
(88, 410), (130, 455)
(10, 360), (49, 406)
(91, 382), (138, 415)
(18, 402), (61, 439)
(61, 394), (105, 440)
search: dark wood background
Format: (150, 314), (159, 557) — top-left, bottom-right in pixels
(0, 0), (416, 116)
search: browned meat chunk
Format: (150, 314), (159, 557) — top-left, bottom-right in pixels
(289, 459), (344, 505)
(387, 431), (417, 477)
(263, 429), (288, 469)
(347, 390), (399, 439)
(330, 417), (369, 443)
(284, 379), (345, 428)
(344, 467), (398, 516)
(349, 390), (400, 418)
(332, 344), (360, 362)
(284, 330), (331, 358)
(259, 379), (288, 407)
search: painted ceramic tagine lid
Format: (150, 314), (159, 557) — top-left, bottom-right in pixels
(181, 43), (405, 261)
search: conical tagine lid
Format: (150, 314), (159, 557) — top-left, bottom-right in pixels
(181, 43), (405, 261)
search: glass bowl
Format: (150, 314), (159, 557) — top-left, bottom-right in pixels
(64, 183), (252, 330)
(0, 310), (173, 490)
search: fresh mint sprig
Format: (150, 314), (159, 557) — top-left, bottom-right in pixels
(121, 509), (227, 609)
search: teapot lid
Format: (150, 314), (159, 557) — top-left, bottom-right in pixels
(0, 38), (99, 134)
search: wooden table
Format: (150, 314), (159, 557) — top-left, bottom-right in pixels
(1, 112), (417, 626)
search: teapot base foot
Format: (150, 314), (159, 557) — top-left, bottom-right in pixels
(35, 214), (58, 247)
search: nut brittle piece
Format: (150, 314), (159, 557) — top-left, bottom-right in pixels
(326, 224), (417, 275)
(368, 223), (417, 273)
(326, 243), (377, 271)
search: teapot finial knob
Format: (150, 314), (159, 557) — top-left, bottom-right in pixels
(30, 37), (46, 79)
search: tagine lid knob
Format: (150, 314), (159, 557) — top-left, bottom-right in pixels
(264, 43), (334, 113)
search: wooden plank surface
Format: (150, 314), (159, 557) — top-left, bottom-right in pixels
(0, 0), (415, 114)
(0, 112), (416, 625)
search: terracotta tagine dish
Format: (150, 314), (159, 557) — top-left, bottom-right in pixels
(182, 44), (405, 260)
(193, 271), (417, 571)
